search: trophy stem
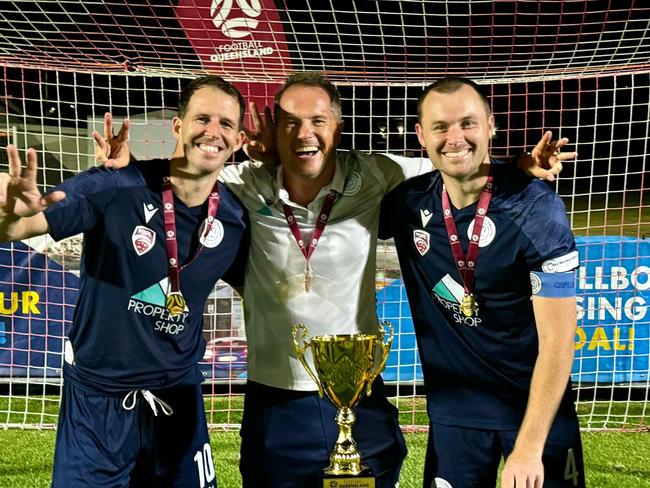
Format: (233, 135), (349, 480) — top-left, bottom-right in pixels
(324, 406), (364, 476)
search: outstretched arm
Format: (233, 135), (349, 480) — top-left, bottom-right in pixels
(92, 112), (131, 168)
(376, 131), (574, 190)
(0, 145), (66, 241)
(500, 295), (577, 488)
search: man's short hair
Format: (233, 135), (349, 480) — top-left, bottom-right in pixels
(274, 72), (342, 122)
(178, 75), (245, 127)
(417, 77), (491, 122)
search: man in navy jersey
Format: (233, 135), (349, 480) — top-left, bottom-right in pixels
(0, 75), (249, 487)
(380, 77), (585, 488)
(96, 72), (571, 488)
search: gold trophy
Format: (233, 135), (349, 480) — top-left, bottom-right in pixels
(291, 322), (394, 488)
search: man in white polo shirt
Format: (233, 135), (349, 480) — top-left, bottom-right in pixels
(96, 72), (569, 488)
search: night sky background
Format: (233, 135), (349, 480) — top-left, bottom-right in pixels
(0, 0), (648, 223)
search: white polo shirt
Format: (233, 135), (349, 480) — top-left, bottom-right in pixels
(220, 151), (430, 390)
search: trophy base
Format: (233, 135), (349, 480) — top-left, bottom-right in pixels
(322, 467), (375, 488)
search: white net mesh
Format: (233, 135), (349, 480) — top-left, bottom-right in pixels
(0, 1), (648, 431)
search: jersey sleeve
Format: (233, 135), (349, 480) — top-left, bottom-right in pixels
(372, 153), (432, 193)
(44, 166), (132, 242)
(521, 189), (578, 273)
(219, 160), (274, 211)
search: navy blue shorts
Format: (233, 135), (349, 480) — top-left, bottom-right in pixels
(239, 378), (407, 488)
(423, 409), (585, 488)
(51, 381), (216, 488)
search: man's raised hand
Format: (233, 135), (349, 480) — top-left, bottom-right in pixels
(93, 112), (131, 168)
(519, 131), (577, 182)
(0, 145), (65, 219)
(243, 101), (278, 164)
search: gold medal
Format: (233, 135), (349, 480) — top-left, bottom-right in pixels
(460, 294), (475, 317)
(166, 291), (186, 316)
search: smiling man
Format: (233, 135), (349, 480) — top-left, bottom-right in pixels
(380, 77), (585, 488)
(225, 73), (414, 488)
(96, 71), (571, 488)
(0, 75), (250, 488)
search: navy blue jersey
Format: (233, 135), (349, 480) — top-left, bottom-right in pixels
(380, 162), (577, 429)
(44, 160), (249, 394)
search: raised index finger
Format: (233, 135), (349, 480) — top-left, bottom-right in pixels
(6, 144), (22, 178)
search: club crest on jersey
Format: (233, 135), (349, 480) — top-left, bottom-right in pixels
(343, 172), (362, 196)
(199, 218), (224, 248)
(132, 226), (156, 256)
(434, 478), (454, 488)
(413, 229), (431, 256)
(530, 272), (542, 295)
(467, 216), (496, 247)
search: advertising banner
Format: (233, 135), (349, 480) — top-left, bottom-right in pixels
(0, 242), (77, 379)
(379, 236), (650, 385)
(0, 237), (647, 385)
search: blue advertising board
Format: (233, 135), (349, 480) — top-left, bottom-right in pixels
(0, 242), (78, 378)
(572, 236), (649, 384)
(0, 237), (648, 385)
(380, 236), (649, 385)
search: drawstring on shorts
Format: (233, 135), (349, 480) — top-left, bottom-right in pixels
(122, 389), (174, 416)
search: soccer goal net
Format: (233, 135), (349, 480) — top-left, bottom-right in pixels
(0, 1), (648, 431)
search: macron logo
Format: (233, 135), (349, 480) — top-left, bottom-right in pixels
(420, 209), (433, 228)
(143, 203), (159, 223)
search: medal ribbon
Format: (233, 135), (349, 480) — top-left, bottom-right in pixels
(161, 175), (220, 310)
(441, 175), (494, 300)
(282, 190), (337, 290)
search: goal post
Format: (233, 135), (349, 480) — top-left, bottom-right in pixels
(0, 1), (648, 432)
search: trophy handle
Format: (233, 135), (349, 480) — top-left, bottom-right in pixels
(291, 323), (324, 397)
(366, 321), (395, 396)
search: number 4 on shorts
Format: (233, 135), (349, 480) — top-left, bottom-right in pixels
(564, 448), (579, 486)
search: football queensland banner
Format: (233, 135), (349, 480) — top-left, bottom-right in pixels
(175, 0), (290, 124)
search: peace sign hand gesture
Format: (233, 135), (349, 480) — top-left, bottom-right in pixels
(243, 101), (278, 165)
(0, 145), (65, 240)
(93, 112), (131, 168)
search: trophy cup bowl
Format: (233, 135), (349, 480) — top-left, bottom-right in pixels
(291, 322), (394, 485)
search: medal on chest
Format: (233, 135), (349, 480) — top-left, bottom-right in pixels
(283, 190), (337, 294)
(441, 173), (494, 318)
(161, 175), (220, 316)
(460, 293), (476, 317)
(165, 291), (187, 316)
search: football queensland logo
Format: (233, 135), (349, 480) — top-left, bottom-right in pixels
(431, 274), (482, 327)
(132, 226), (156, 256)
(211, 0), (261, 39)
(127, 278), (189, 335)
(176, 0), (289, 71)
